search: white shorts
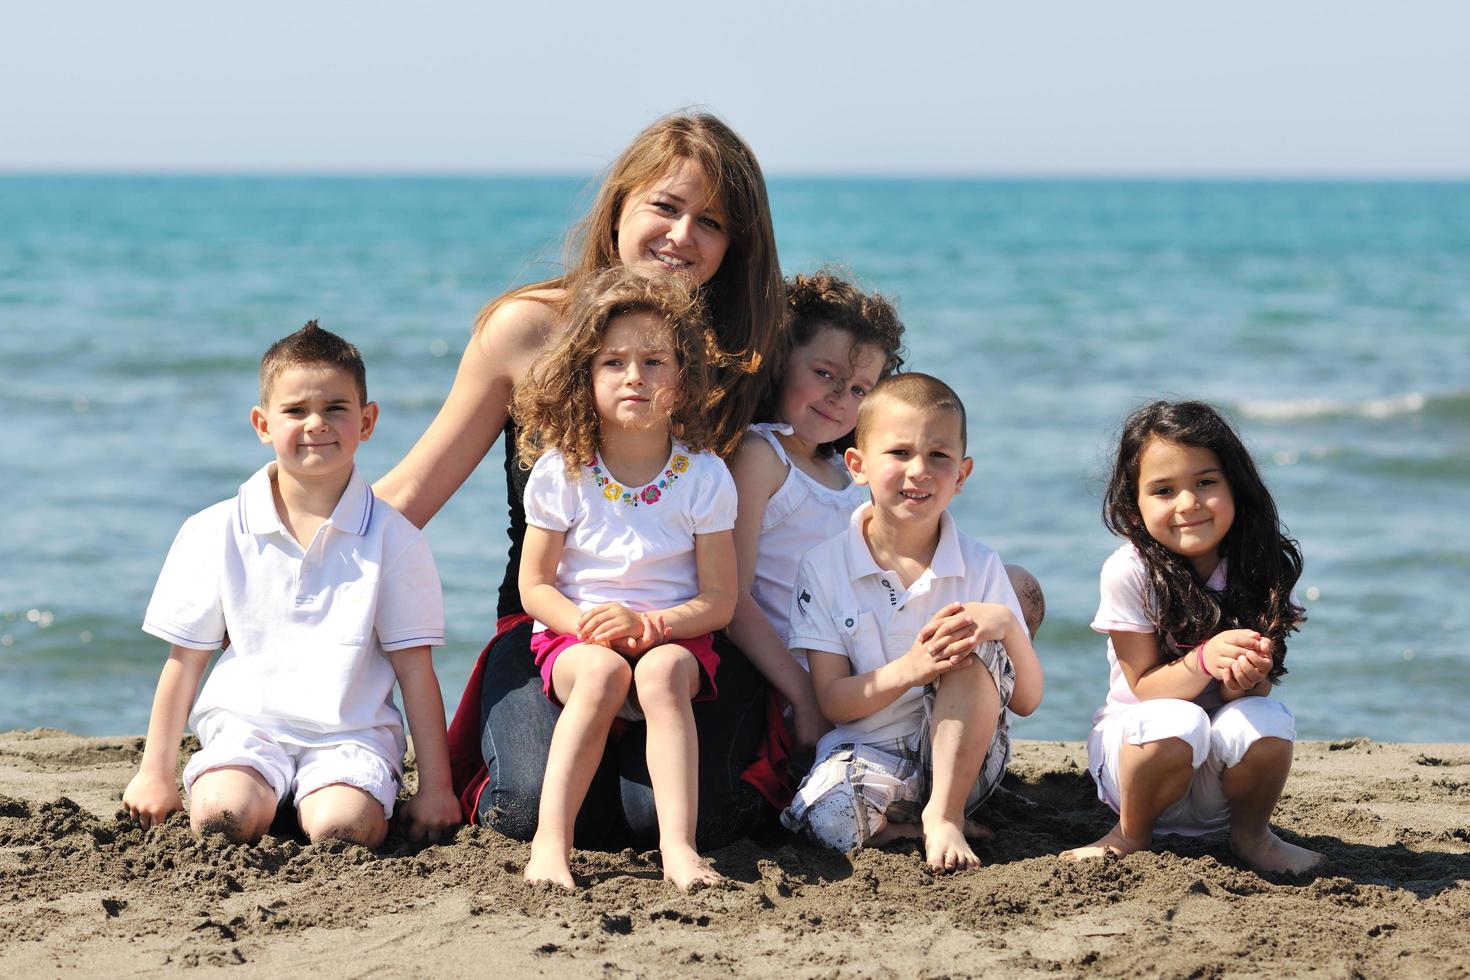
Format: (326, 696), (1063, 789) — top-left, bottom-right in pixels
(184, 711), (401, 819)
(1086, 696), (1296, 836)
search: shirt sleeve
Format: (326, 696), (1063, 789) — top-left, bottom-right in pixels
(786, 546), (848, 657)
(1092, 546), (1156, 634)
(141, 511), (226, 650)
(973, 549), (1031, 640)
(376, 531), (446, 651)
(523, 451), (580, 533)
(689, 453), (737, 535)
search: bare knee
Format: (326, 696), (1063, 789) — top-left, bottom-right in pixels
(579, 648), (634, 709)
(1233, 736), (1293, 774)
(299, 806), (387, 848)
(632, 645), (699, 708)
(189, 801), (270, 844)
(1126, 735), (1196, 772)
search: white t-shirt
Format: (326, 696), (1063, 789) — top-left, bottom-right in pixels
(1090, 543), (1226, 725)
(788, 503), (1028, 758)
(142, 463), (444, 763)
(747, 423), (867, 652)
(523, 445), (737, 624)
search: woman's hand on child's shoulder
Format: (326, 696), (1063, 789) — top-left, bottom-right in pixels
(122, 770), (183, 830)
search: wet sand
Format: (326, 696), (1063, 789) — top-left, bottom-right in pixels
(2, 729), (1467, 977)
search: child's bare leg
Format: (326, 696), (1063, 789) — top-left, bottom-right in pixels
(188, 765), (276, 844)
(634, 644), (720, 890)
(526, 644), (632, 889)
(922, 662), (1000, 873)
(1063, 737), (1194, 859)
(1221, 737), (1324, 874)
(298, 784), (388, 848)
(868, 821), (920, 846)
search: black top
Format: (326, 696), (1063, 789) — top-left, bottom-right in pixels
(496, 419), (532, 619)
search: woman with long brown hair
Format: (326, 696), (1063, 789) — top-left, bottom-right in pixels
(374, 111), (786, 851)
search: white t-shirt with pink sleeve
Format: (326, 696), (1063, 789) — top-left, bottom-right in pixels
(522, 445), (737, 628)
(1090, 543), (1227, 726)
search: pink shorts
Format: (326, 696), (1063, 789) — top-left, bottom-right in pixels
(530, 629), (720, 715)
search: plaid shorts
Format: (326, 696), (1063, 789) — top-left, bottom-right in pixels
(781, 640), (1016, 852)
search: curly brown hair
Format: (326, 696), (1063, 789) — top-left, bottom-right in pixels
(513, 268), (725, 477)
(483, 111), (784, 458)
(755, 269), (906, 455)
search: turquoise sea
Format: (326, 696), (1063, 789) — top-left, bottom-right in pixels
(2, 176), (1467, 742)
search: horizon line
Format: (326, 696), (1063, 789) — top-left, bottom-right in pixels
(2, 166), (1469, 183)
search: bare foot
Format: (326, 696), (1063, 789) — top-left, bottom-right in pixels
(523, 836), (575, 890)
(1231, 829), (1325, 875)
(963, 818), (994, 841)
(869, 820), (920, 847)
(921, 811), (979, 873)
(661, 845), (722, 891)
(1061, 823), (1148, 861)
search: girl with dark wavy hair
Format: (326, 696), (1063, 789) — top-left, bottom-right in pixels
(1064, 400), (1322, 874)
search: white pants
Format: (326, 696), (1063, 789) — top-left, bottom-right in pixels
(1086, 696), (1295, 836)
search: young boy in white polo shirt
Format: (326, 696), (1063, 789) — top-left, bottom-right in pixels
(123, 321), (461, 848)
(781, 373), (1044, 872)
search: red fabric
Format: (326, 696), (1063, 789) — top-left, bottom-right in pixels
(446, 613), (531, 824)
(445, 612), (794, 822)
(530, 628), (721, 706)
(741, 685), (793, 810)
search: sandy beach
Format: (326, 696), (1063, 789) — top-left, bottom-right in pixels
(1, 729), (1466, 977)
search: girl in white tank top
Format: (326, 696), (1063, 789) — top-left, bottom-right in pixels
(728, 272), (905, 755)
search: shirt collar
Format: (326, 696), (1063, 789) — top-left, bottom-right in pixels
(841, 502), (967, 583)
(236, 462), (374, 537)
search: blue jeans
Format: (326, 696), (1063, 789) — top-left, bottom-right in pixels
(476, 620), (773, 850)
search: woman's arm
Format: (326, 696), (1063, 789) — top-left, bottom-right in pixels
(647, 529), (738, 640)
(373, 296), (559, 528)
(724, 436), (823, 716)
(518, 525), (585, 636)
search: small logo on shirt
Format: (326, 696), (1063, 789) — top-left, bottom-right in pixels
(880, 577), (898, 606)
(797, 589), (812, 616)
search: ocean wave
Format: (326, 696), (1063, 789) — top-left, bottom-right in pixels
(1237, 389), (1470, 422)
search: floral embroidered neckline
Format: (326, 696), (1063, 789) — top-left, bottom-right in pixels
(588, 450), (691, 506)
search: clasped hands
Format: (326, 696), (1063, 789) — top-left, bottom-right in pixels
(899, 601), (1009, 687)
(1198, 629), (1274, 691)
(576, 602), (673, 657)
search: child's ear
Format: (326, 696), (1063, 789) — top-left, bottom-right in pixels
(359, 401), (379, 441)
(954, 456), (974, 494)
(844, 446), (868, 486)
(250, 406), (272, 445)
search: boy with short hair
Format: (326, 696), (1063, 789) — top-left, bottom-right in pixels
(123, 321), (461, 847)
(781, 373), (1043, 872)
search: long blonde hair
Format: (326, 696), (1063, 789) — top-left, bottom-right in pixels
(481, 111), (783, 456)
(512, 269), (724, 476)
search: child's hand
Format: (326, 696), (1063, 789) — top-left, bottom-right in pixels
(922, 602), (982, 668)
(1219, 637), (1274, 691)
(1200, 629), (1271, 684)
(123, 769), (183, 830)
(577, 603), (645, 651)
(400, 785), (462, 844)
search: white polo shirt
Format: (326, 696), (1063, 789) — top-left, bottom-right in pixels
(787, 502), (1027, 759)
(143, 462), (444, 763)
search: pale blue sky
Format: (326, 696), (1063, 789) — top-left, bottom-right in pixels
(3, 1), (1466, 176)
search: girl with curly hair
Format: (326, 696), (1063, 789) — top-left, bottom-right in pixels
(513, 269), (737, 891)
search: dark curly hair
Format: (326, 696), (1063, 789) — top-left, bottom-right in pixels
(513, 268), (724, 476)
(755, 269), (906, 456)
(1103, 400), (1305, 681)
